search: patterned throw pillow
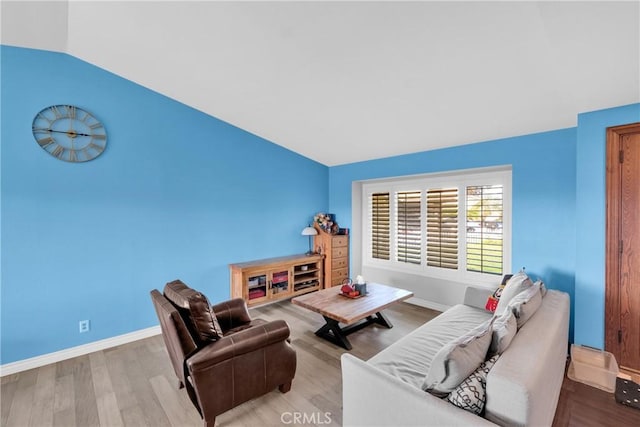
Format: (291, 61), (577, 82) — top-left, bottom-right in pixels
(447, 355), (499, 415)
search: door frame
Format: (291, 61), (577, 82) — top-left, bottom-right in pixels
(605, 122), (640, 365)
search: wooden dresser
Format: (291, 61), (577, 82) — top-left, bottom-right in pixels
(313, 225), (349, 288)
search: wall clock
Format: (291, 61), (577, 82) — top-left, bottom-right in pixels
(32, 105), (107, 162)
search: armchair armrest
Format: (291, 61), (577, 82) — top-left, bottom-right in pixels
(187, 320), (291, 372)
(211, 298), (251, 331)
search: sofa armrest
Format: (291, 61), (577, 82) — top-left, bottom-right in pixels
(211, 298), (252, 331)
(463, 285), (494, 310)
(484, 290), (570, 426)
(187, 320), (290, 372)
(341, 353), (496, 427)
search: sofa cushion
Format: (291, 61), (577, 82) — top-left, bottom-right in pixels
(369, 304), (492, 389)
(447, 354), (499, 414)
(489, 308), (517, 357)
(495, 271), (533, 315)
(508, 281), (542, 329)
(164, 280), (223, 343)
(423, 317), (494, 397)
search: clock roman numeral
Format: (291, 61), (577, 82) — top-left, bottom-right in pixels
(52, 145), (65, 159)
(66, 105), (76, 119)
(91, 134), (106, 140)
(69, 149), (78, 162)
(33, 127), (52, 133)
(88, 122), (103, 130)
(36, 112), (53, 124)
(88, 142), (105, 153)
(37, 137), (55, 148)
(51, 105), (63, 119)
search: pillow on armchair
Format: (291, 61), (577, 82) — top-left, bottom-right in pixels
(164, 280), (224, 343)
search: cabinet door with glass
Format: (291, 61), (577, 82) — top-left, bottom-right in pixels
(244, 268), (290, 305)
(269, 269), (291, 298)
(245, 272), (269, 305)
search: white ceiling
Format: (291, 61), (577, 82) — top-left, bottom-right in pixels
(3, 1), (639, 166)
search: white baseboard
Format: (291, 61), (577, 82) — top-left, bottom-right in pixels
(0, 325), (162, 377)
(404, 296), (451, 313)
(0, 299), (447, 376)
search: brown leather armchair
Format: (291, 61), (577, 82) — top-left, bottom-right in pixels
(150, 280), (296, 426)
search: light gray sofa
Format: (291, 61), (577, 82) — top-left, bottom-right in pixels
(342, 285), (570, 427)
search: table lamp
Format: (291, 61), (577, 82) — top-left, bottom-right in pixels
(301, 225), (318, 255)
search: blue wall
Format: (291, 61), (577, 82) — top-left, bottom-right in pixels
(329, 129), (578, 340)
(2, 44), (637, 366)
(0, 46), (328, 364)
(574, 103), (640, 349)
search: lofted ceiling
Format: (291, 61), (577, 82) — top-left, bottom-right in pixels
(2, 1), (639, 166)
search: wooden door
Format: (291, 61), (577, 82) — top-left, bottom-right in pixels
(606, 122), (640, 372)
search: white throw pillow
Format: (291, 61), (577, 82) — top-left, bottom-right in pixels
(423, 318), (494, 397)
(508, 281), (542, 329)
(447, 355), (499, 415)
(495, 271), (533, 315)
(489, 309), (517, 357)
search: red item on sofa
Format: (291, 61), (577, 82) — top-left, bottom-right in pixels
(485, 273), (513, 312)
(485, 296), (499, 312)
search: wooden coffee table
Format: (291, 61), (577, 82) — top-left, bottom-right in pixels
(291, 282), (413, 350)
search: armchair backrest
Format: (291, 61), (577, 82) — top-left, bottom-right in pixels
(150, 289), (198, 385)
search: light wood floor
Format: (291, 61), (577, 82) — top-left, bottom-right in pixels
(3, 300), (640, 426)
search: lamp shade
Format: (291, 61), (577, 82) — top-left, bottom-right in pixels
(301, 226), (317, 236)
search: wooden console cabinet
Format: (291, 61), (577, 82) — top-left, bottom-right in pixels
(314, 225), (349, 288)
(230, 254), (323, 307)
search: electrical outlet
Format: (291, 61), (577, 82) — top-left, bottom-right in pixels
(79, 320), (90, 333)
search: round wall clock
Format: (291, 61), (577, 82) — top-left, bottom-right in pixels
(32, 105), (107, 162)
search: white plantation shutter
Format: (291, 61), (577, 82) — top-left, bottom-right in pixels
(363, 168), (510, 282)
(396, 191), (422, 264)
(426, 188), (458, 269)
(466, 185), (503, 275)
(370, 192), (390, 260)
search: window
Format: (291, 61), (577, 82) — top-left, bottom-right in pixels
(370, 192), (390, 260)
(466, 185), (503, 274)
(363, 167), (511, 282)
(396, 191), (421, 264)
(427, 188), (458, 270)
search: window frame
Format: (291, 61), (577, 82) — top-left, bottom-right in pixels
(361, 167), (512, 285)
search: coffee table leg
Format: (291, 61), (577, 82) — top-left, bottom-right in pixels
(314, 312), (395, 350)
(315, 316), (353, 350)
(373, 311), (393, 328)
